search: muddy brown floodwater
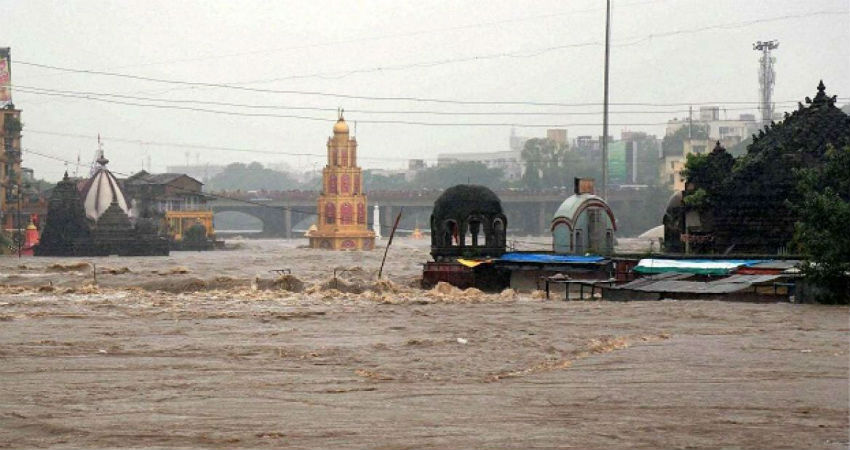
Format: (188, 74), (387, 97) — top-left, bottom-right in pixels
(0, 238), (847, 449)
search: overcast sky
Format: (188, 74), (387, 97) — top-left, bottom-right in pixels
(2, 0), (848, 181)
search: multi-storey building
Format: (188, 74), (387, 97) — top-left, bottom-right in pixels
(0, 107), (23, 230)
(122, 170), (214, 241)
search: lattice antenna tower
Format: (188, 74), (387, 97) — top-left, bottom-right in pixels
(753, 40), (779, 125)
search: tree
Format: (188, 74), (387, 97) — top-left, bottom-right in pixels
(680, 142), (734, 210)
(205, 162), (303, 191)
(792, 144), (850, 304)
(520, 138), (545, 189)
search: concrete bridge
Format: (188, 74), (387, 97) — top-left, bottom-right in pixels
(210, 188), (655, 238)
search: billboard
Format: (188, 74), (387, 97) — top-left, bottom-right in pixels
(0, 48), (10, 107)
(607, 141), (627, 184)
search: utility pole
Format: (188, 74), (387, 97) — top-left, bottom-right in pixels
(601, 0), (611, 200)
(753, 40), (779, 126)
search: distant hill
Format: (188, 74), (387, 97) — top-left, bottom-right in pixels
(842, 103), (850, 116)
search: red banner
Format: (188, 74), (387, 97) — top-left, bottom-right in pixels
(0, 48), (10, 107)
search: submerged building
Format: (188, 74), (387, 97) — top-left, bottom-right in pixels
(308, 112), (375, 250)
(551, 179), (616, 255)
(35, 147), (168, 256)
(429, 184), (508, 261)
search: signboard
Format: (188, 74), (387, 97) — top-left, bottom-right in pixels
(607, 140), (627, 184)
(0, 48), (10, 107)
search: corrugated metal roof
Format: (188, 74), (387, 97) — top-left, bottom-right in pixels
(615, 273), (785, 294)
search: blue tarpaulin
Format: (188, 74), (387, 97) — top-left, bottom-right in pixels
(499, 253), (606, 264)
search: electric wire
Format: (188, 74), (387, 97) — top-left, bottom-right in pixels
(13, 84), (826, 116)
(15, 9), (846, 105)
(16, 89), (834, 128)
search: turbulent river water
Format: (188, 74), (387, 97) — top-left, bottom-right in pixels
(0, 238), (847, 449)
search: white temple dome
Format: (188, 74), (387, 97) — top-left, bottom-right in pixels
(82, 163), (129, 221)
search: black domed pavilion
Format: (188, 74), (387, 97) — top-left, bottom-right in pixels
(430, 184), (507, 261)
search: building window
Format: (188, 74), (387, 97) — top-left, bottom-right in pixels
(340, 174), (350, 194)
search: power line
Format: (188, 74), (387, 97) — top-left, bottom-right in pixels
(16, 9), (845, 102)
(17, 84), (813, 116)
(17, 89), (840, 128)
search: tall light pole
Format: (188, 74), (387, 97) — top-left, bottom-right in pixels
(601, 0), (611, 200)
(753, 40), (779, 126)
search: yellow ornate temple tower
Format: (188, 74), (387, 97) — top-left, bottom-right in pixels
(308, 111), (375, 250)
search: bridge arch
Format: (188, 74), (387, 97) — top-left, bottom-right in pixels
(211, 204), (313, 238)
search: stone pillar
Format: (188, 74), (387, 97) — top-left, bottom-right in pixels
(284, 207), (292, 239)
(383, 206), (393, 231)
(373, 204), (382, 239)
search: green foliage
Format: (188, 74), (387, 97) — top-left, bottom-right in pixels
(662, 123), (709, 156)
(412, 161), (506, 190)
(680, 147), (735, 212)
(792, 144), (850, 304)
(520, 138), (600, 190)
(683, 148), (734, 184)
(183, 223), (208, 244)
(682, 187), (709, 209)
(206, 162), (304, 191)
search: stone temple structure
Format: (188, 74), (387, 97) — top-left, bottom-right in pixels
(308, 112), (375, 250)
(551, 179), (616, 255)
(34, 172), (94, 256)
(429, 184), (507, 261)
(35, 147), (168, 256)
(423, 184), (509, 291)
(664, 82), (850, 254)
